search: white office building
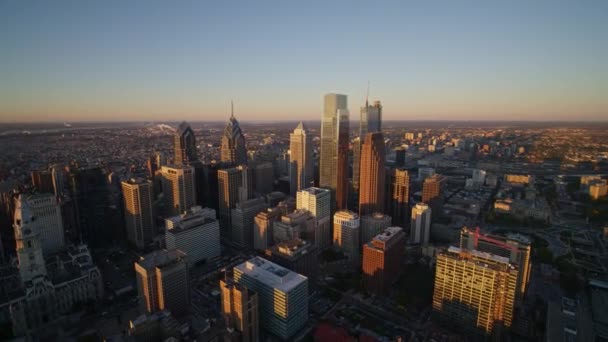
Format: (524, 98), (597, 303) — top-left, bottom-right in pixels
(410, 203), (431, 245)
(296, 187), (331, 248)
(233, 257), (308, 340)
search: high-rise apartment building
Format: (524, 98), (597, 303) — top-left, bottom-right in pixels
(220, 278), (259, 342)
(231, 198), (268, 249)
(333, 210), (360, 266)
(410, 203), (431, 245)
(121, 178), (155, 250)
(460, 227), (532, 300)
(359, 132), (386, 215)
(433, 246), (518, 338)
(264, 239), (318, 291)
(362, 226), (405, 295)
(233, 257), (308, 340)
(160, 165), (196, 217)
(253, 162), (274, 195)
(68, 167), (114, 247)
(31, 169), (55, 194)
(296, 187), (331, 248)
(218, 165), (253, 239)
(273, 210), (315, 243)
(221, 104), (247, 166)
(353, 99), (382, 196)
(319, 93), (349, 210)
(165, 206), (220, 265)
(360, 213), (392, 246)
(134, 249), (189, 317)
(390, 169), (410, 227)
(19, 193), (65, 255)
(394, 147), (406, 167)
(253, 207), (282, 250)
(173, 121), (199, 165)
(289, 122), (313, 194)
(422, 174), (446, 206)
(14, 196), (48, 282)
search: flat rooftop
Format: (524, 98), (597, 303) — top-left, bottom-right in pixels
(300, 187), (329, 195)
(137, 249), (186, 270)
(447, 246), (510, 265)
(373, 226), (403, 242)
(234, 256), (307, 293)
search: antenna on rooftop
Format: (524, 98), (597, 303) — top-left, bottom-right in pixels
(365, 80), (370, 107)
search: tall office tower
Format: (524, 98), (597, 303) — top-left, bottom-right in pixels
(134, 249), (189, 316)
(31, 169), (55, 194)
(221, 103), (248, 166)
(253, 207), (282, 250)
(49, 164), (66, 196)
(360, 213), (392, 246)
(319, 93), (349, 210)
(14, 196), (48, 282)
(390, 169), (410, 227)
(353, 99), (382, 196)
(165, 206), (220, 265)
(394, 147), (406, 167)
(160, 165), (196, 217)
(121, 178), (155, 250)
(273, 210), (315, 243)
(418, 167), (435, 181)
(410, 203), (431, 245)
(20, 193), (66, 255)
(460, 227), (532, 300)
(264, 239), (318, 292)
(333, 210), (361, 266)
(68, 167), (113, 247)
(359, 132), (386, 216)
(296, 187), (331, 248)
(218, 166), (252, 239)
(231, 198), (268, 249)
(362, 227), (405, 295)
(220, 278), (259, 342)
(233, 257), (308, 340)
(422, 174), (446, 206)
(433, 247), (518, 338)
(253, 162), (274, 195)
(201, 162), (220, 211)
(173, 121), (199, 165)
(289, 122), (313, 194)
(146, 155), (158, 179)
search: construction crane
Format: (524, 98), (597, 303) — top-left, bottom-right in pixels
(473, 226), (517, 252)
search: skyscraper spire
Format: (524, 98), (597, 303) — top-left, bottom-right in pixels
(366, 81), (370, 107)
(231, 100), (235, 119)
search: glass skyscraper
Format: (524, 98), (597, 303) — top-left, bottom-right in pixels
(319, 93), (349, 211)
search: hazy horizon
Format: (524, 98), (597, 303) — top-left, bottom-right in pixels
(1, 1), (607, 122)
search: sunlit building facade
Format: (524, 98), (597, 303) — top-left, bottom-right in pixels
(121, 178), (155, 250)
(319, 93), (349, 210)
(233, 257), (308, 340)
(433, 247), (518, 338)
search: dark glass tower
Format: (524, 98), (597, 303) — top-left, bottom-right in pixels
(174, 121), (198, 165)
(221, 103), (247, 166)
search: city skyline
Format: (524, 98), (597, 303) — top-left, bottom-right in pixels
(1, 1), (607, 123)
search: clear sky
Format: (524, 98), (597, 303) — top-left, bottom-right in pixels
(1, 0), (607, 122)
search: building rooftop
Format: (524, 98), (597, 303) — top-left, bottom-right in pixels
(137, 249), (186, 270)
(373, 226), (403, 242)
(234, 256), (307, 292)
(447, 246), (511, 265)
(122, 177), (151, 185)
(166, 206), (216, 232)
(299, 187), (330, 195)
